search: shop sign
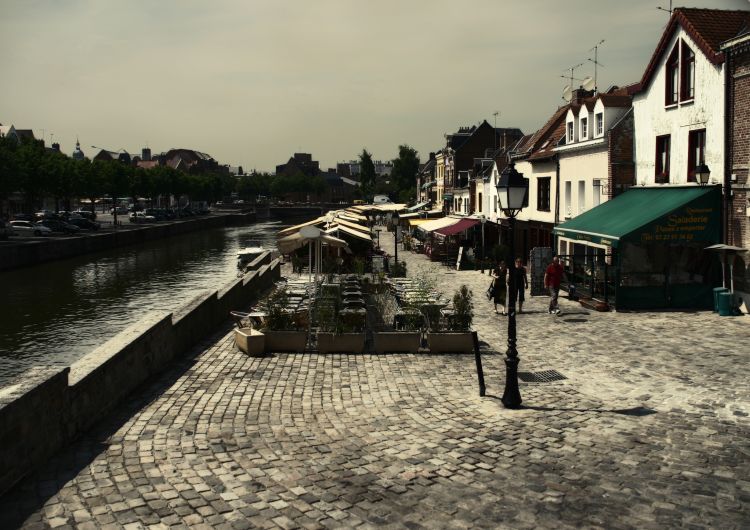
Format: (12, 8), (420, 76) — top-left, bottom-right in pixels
(640, 206), (714, 243)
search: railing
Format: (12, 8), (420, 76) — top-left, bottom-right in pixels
(558, 252), (616, 306)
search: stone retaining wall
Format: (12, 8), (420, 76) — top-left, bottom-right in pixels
(0, 212), (256, 272)
(0, 255), (280, 495)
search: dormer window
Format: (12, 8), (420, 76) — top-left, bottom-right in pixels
(681, 42), (695, 101)
(595, 113), (603, 136)
(580, 117), (588, 140)
(665, 43), (679, 106)
(567, 122), (574, 143)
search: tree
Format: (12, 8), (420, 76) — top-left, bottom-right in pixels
(359, 149), (376, 201)
(391, 144), (420, 204)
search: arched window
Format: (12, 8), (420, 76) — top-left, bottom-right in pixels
(681, 41), (695, 101)
(665, 43), (679, 105)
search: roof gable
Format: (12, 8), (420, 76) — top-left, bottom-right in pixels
(636, 8), (750, 93)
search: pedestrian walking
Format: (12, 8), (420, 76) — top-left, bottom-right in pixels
(544, 256), (565, 314)
(491, 261), (508, 315)
(510, 257), (529, 313)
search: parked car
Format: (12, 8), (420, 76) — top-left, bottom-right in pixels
(10, 220), (52, 236)
(67, 218), (101, 231)
(35, 210), (57, 219)
(110, 206), (128, 215)
(12, 213), (35, 222)
(36, 219), (81, 234)
(1, 221), (13, 240)
(129, 211), (157, 223)
(73, 209), (97, 221)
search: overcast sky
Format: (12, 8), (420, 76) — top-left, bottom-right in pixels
(1, 0), (747, 172)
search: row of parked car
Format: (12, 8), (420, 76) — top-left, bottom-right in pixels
(128, 206), (210, 223)
(1, 210), (101, 239)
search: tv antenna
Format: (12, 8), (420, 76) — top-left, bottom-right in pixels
(588, 40), (605, 92)
(493, 111), (500, 148)
(560, 62), (584, 87)
(657, 0), (673, 16)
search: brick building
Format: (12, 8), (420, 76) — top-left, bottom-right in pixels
(722, 28), (750, 297)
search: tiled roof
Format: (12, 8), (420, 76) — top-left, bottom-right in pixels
(528, 121), (566, 161)
(515, 105), (569, 156)
(636, 8), (750, 93)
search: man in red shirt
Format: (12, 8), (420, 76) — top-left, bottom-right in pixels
(544, 256), (565, 314)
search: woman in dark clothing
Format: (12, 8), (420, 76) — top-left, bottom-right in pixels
(491, 261), (508, 315)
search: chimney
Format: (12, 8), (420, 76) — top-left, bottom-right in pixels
(142, 147), (152, 161)
(52, 142), (60, 151)
(429, 152), (436, 161)
(571, 88), (595, 104)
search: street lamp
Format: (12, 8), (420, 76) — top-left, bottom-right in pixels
(480, 214), (487, 273)
(495, 161), (529, 409)
(696, 163), (711, 186)
(391, 211), (400, 270)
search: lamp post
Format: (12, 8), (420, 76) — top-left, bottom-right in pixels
(696, 163), (710, 186)
(391, 211), (399, 271)
(495, 161), (529, 409)
(480, 214), (487, 273)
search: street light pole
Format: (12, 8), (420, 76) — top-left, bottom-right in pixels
(495, 161), (528, 410)
(392, 212), (399, 270)
(480, 215), (486, 273)
(503, 213), (522, 408)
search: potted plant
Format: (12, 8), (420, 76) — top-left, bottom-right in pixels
(427, 285), (474, 354)
(315, 294), (366, 354)
(372, 292), (423, 354)
(262, 289), (308, 353)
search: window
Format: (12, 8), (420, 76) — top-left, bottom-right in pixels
(580, 117), (588, 139)
(493, 195), (497, 213)
(681, 41), (695, 101)
(537, 177), (551, 211)
(596, 113), (603, 136)
(592, 180), (602, 207)
(567, 122), (574, 143)
(564, 181), (572, 217)
(578, 181), (586, 213)
(687, 129), (706, 182)
(666, 44), (679, 105)
(478, 192), (482, 213)
(655, 135), (671, 183)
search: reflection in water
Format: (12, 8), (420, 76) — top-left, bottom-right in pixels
(0, 221), (287, 387)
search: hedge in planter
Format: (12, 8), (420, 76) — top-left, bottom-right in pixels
(262, 289), (308, 353)
(427, 284), (475, 354)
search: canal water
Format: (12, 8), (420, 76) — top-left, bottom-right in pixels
(0, 220), (288, 388)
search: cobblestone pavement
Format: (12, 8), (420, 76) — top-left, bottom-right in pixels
(2, 229), (749, 529)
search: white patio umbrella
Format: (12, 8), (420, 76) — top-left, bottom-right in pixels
(277, 226), (349, 283)
(705, 244), (748, 293)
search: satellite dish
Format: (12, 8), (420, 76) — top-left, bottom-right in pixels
(582, 76), (595, 90)
(562, 85), (572, 102)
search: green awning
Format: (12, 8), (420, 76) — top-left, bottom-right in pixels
(553, 186), (722, 248)
(421, 181), (435, 190)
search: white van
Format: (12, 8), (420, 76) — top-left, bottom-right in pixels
(373, 195), (391, 204)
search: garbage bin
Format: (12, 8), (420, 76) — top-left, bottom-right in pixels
(717, 291), (733, 316)
(713, 287), (729, 312)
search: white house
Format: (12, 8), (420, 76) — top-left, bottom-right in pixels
(632, 8), (749, 186)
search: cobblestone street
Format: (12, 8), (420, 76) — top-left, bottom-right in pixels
(2, 231), (749, 529)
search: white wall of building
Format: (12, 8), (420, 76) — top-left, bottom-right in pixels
(513, 159), (557, 224)
(557, 146), (609, 220)
(632, 27), (725, 185)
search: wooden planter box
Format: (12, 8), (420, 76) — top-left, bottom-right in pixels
(316, 332), (366, 354)
(263, 330), (308, 353)
(234, 327), (265, 357)
(427, 331), (474, 354)
(373, 331), (422, 354)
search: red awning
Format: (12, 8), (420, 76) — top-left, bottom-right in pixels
(434, 218), (479, 236)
